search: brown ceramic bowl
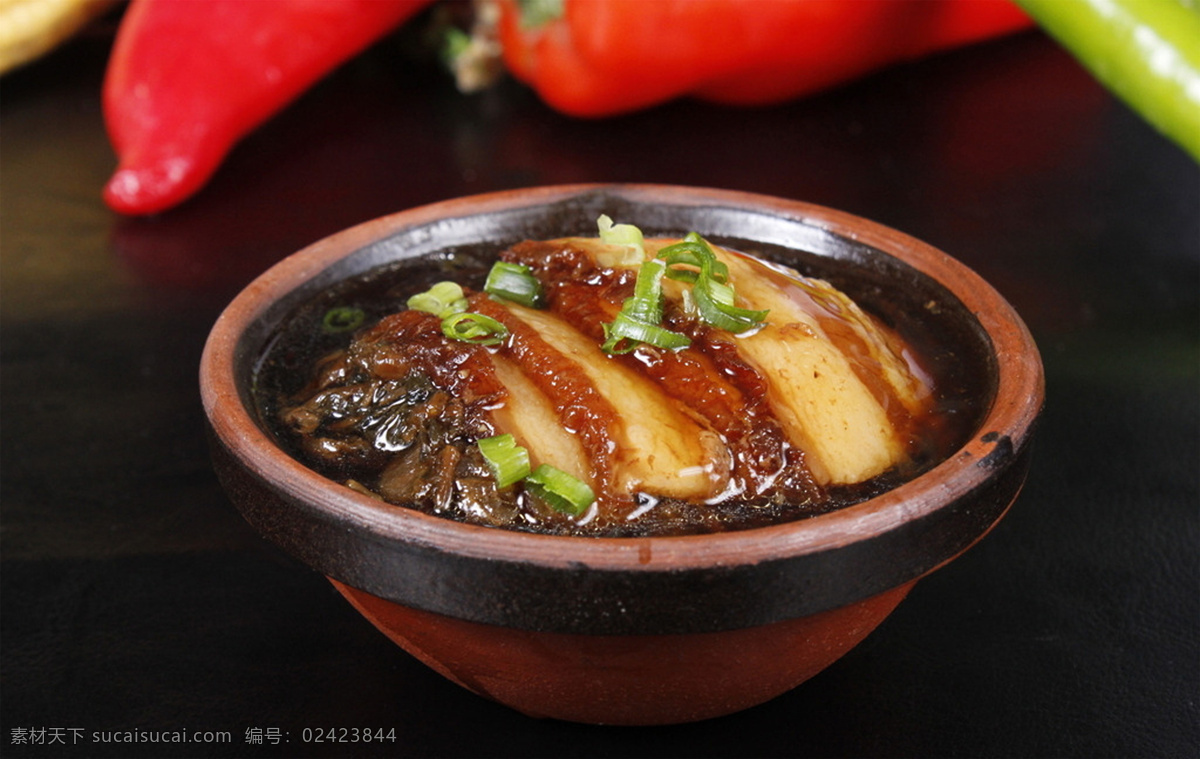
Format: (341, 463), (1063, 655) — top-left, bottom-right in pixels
(200, 185), (1043, 725)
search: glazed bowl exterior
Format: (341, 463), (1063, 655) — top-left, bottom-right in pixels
(200, 185), (1043, 724)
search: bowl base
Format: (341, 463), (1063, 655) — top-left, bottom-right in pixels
(331, 578), (914, 725)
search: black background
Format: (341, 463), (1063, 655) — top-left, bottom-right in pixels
(2, 8), (1197, 758)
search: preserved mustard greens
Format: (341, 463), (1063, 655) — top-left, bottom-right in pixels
(273, 218), (944, 537)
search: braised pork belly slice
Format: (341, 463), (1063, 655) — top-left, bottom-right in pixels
(513, 235), (932, 486)
(486, 352), (594, 492)
(471, 295), (731, 503)
(502, 240), (822, 504)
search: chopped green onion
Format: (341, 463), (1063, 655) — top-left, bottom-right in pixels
(477, 433), (531, 488)
(602, 311), (691, 353)
(479, 435), (594, 514)
(407, 281), (469, 319)
(597, 214), (646, 265)
(525, 464), (595, 516)
(321, 306), (365, 333)
(693, 277), (769, 333)
(632, 257), (668, 301)
(442, 312), (509, 345)
(702, 274), (736, 307)
(440, 220), (767, 355)
(599, 229), (767, 351)
(485, 261), (544, 308)
(601, 257), (693, 353)
(657, 233), (766, 334)
(624, 258), (668, 322)
(658, 233), (730, 284)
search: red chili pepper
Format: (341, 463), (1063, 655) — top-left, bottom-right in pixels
(103, 0), (432, 216)
(493, 0), (1033, 118)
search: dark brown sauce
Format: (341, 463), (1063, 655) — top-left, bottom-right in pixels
(253, 240), (993, 538)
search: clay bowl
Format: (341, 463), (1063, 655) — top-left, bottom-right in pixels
(200, 184), (1043, 725)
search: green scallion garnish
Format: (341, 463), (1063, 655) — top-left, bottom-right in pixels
(601, 256), (692, 353)
(442, 312), (509, 345)
(484, 261), (544, 308)
(692, 276), (769, 334)
(627, 257), (668, 321)
(477, 435), (593, 516)
(322, 306), (365, 333)
(658, 233), (731, 285)
(525, 464), (595, 516)
(602, 310), (692, 354)
(408, 281), (510, 346)
(598, 222), (766, 353)
(597, 213), (646, 265)
(658, 232), (765, 333)
(477, 433), (532, 488)
(407, 281), (469, 319)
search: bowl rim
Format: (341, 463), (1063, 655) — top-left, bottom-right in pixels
(200, 184), (1043, 629)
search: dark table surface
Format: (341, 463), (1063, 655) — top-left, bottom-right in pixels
(2, 11), (1197, 759)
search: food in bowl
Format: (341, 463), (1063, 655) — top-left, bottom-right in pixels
(254, 216), (978, 538)
(202, 185), (1042, 725)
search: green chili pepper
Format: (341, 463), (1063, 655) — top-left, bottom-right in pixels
(1016, 0), (1200, 162)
